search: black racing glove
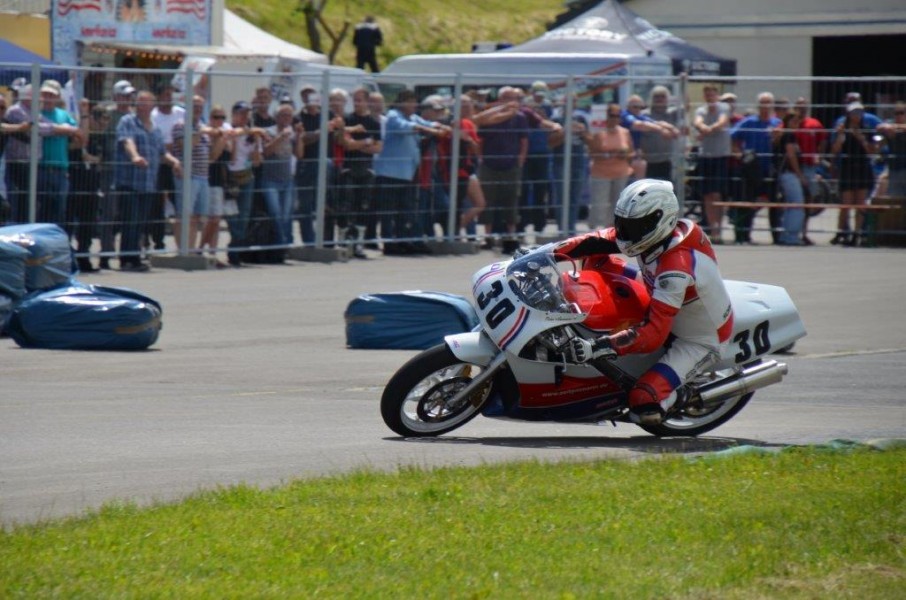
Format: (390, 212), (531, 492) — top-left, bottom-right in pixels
(569, 336), (617, 363)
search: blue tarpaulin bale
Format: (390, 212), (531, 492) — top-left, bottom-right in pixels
(5, 282), (163, 350)
(0, 293), (13, 335)
(0, 239), (29, 299)
(345, 291), (479, 350)
(0, 223), (76, 292)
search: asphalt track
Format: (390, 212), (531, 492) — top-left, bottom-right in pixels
(2, 240), (905, 526)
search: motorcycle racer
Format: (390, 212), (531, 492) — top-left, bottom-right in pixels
(554, 178), (734, 425)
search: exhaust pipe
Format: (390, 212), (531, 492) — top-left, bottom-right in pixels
(696, 360), (789, 407)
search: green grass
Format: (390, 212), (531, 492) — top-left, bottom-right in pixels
(2, 448), (904, 598)
(228, 0), (563, 69)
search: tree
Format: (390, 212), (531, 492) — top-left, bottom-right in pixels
(298, 0), (351, 64)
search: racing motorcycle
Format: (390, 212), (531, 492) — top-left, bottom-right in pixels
(380, 244), (806, 438)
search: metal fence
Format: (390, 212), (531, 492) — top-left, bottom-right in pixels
(1, 64), (904, 269)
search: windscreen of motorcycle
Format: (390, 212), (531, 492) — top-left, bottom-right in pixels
(506, 253), (574, 313)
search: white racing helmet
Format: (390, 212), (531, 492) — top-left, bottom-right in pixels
(613, 179), (679, 257)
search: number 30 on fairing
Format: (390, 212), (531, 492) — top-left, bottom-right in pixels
(734, 320), (771, 363)
(476, 280), (516, 330)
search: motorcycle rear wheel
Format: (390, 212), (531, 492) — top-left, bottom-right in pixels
(637, 366), (756, 437)
(381, 344), (493, 437)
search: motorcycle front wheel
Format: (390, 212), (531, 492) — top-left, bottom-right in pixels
(381, 344), (494, 437)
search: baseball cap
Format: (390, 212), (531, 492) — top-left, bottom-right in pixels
(11, 77), (27, 91)
(279, 93), (293, 105)
(531, 80), (549, 93)
(719, 92), (737, 102)
(420, 94), (445, 110)
(845, 91), (861, 103)
(232, 100), (251, 112)
(113, 80), (136, 96)
(40, 80), (61, 96)
(846, 101), (865, 113)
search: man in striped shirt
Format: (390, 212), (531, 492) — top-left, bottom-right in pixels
(171, 95), (217, 250)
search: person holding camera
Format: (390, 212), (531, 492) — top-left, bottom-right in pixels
(261, 104), (306, 249)
(830, 102), (878, 246)
(224, 101), (264, 266)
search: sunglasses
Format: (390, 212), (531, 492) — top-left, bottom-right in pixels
(896, 110), (906, 116)
(210, 114), (226, 119)
(607, 113), (621, 118)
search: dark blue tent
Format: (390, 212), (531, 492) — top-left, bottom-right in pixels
(513, 0), (736, 78)
(0, 39), (66, 87)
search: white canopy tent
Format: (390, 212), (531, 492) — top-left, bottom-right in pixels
(222, 9), (327, 63)
(85, 9), (327, 63)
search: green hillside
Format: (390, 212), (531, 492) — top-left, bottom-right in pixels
(228, 0), (564, 69)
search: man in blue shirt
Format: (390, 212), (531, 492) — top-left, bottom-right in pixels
(622, 96), (676, 183)
(115, 89), (181, 271)
(372, 90), (447, 254)
(731, 92), (782, 244)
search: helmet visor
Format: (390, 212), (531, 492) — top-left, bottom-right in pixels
(615, 210), (663, 244)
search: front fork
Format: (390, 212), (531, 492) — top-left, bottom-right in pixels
(446, 351), (508, 409)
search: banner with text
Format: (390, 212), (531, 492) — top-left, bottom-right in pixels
(52, 0), (212, 66)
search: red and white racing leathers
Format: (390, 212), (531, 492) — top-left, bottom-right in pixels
(556, 219), (734, 412)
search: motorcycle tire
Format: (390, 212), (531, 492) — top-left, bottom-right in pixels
(637, 364), (760, 437)
(381, 343), (494, 437)
(638, 391), (753, 437)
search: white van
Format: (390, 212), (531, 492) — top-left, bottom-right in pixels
(377, 51), (674, 105)
(176, 55), (376, 114)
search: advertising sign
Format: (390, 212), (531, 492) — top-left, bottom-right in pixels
(52, 0), (212, 66)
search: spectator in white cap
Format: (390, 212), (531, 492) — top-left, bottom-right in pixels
(832, 91), (880, 130)
(113, 79), (136, 97)
(41, 79), (66, 109)
(830, 100), (879, 246)
(529, 81), (552, 117)
(38, 80), (82, 227)
(719, 92), (743, 125)
(98, 79), (137, 269)
(114, 89), (182, 271)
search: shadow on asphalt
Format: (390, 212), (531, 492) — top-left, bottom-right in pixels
(384, 435), (786, 455)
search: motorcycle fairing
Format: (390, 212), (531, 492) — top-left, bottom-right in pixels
(471, 256), (586, 355)
(445, 331), (498, 366)
(481, 387), (626, 422)
(716, 280), (808, 370)
(562, 269), (649, 333)
(517, 376), (622, 407)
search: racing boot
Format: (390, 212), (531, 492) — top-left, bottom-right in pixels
(629, 390), (678, 426)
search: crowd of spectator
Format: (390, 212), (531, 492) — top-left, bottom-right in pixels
(2, 74), (905, 272)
